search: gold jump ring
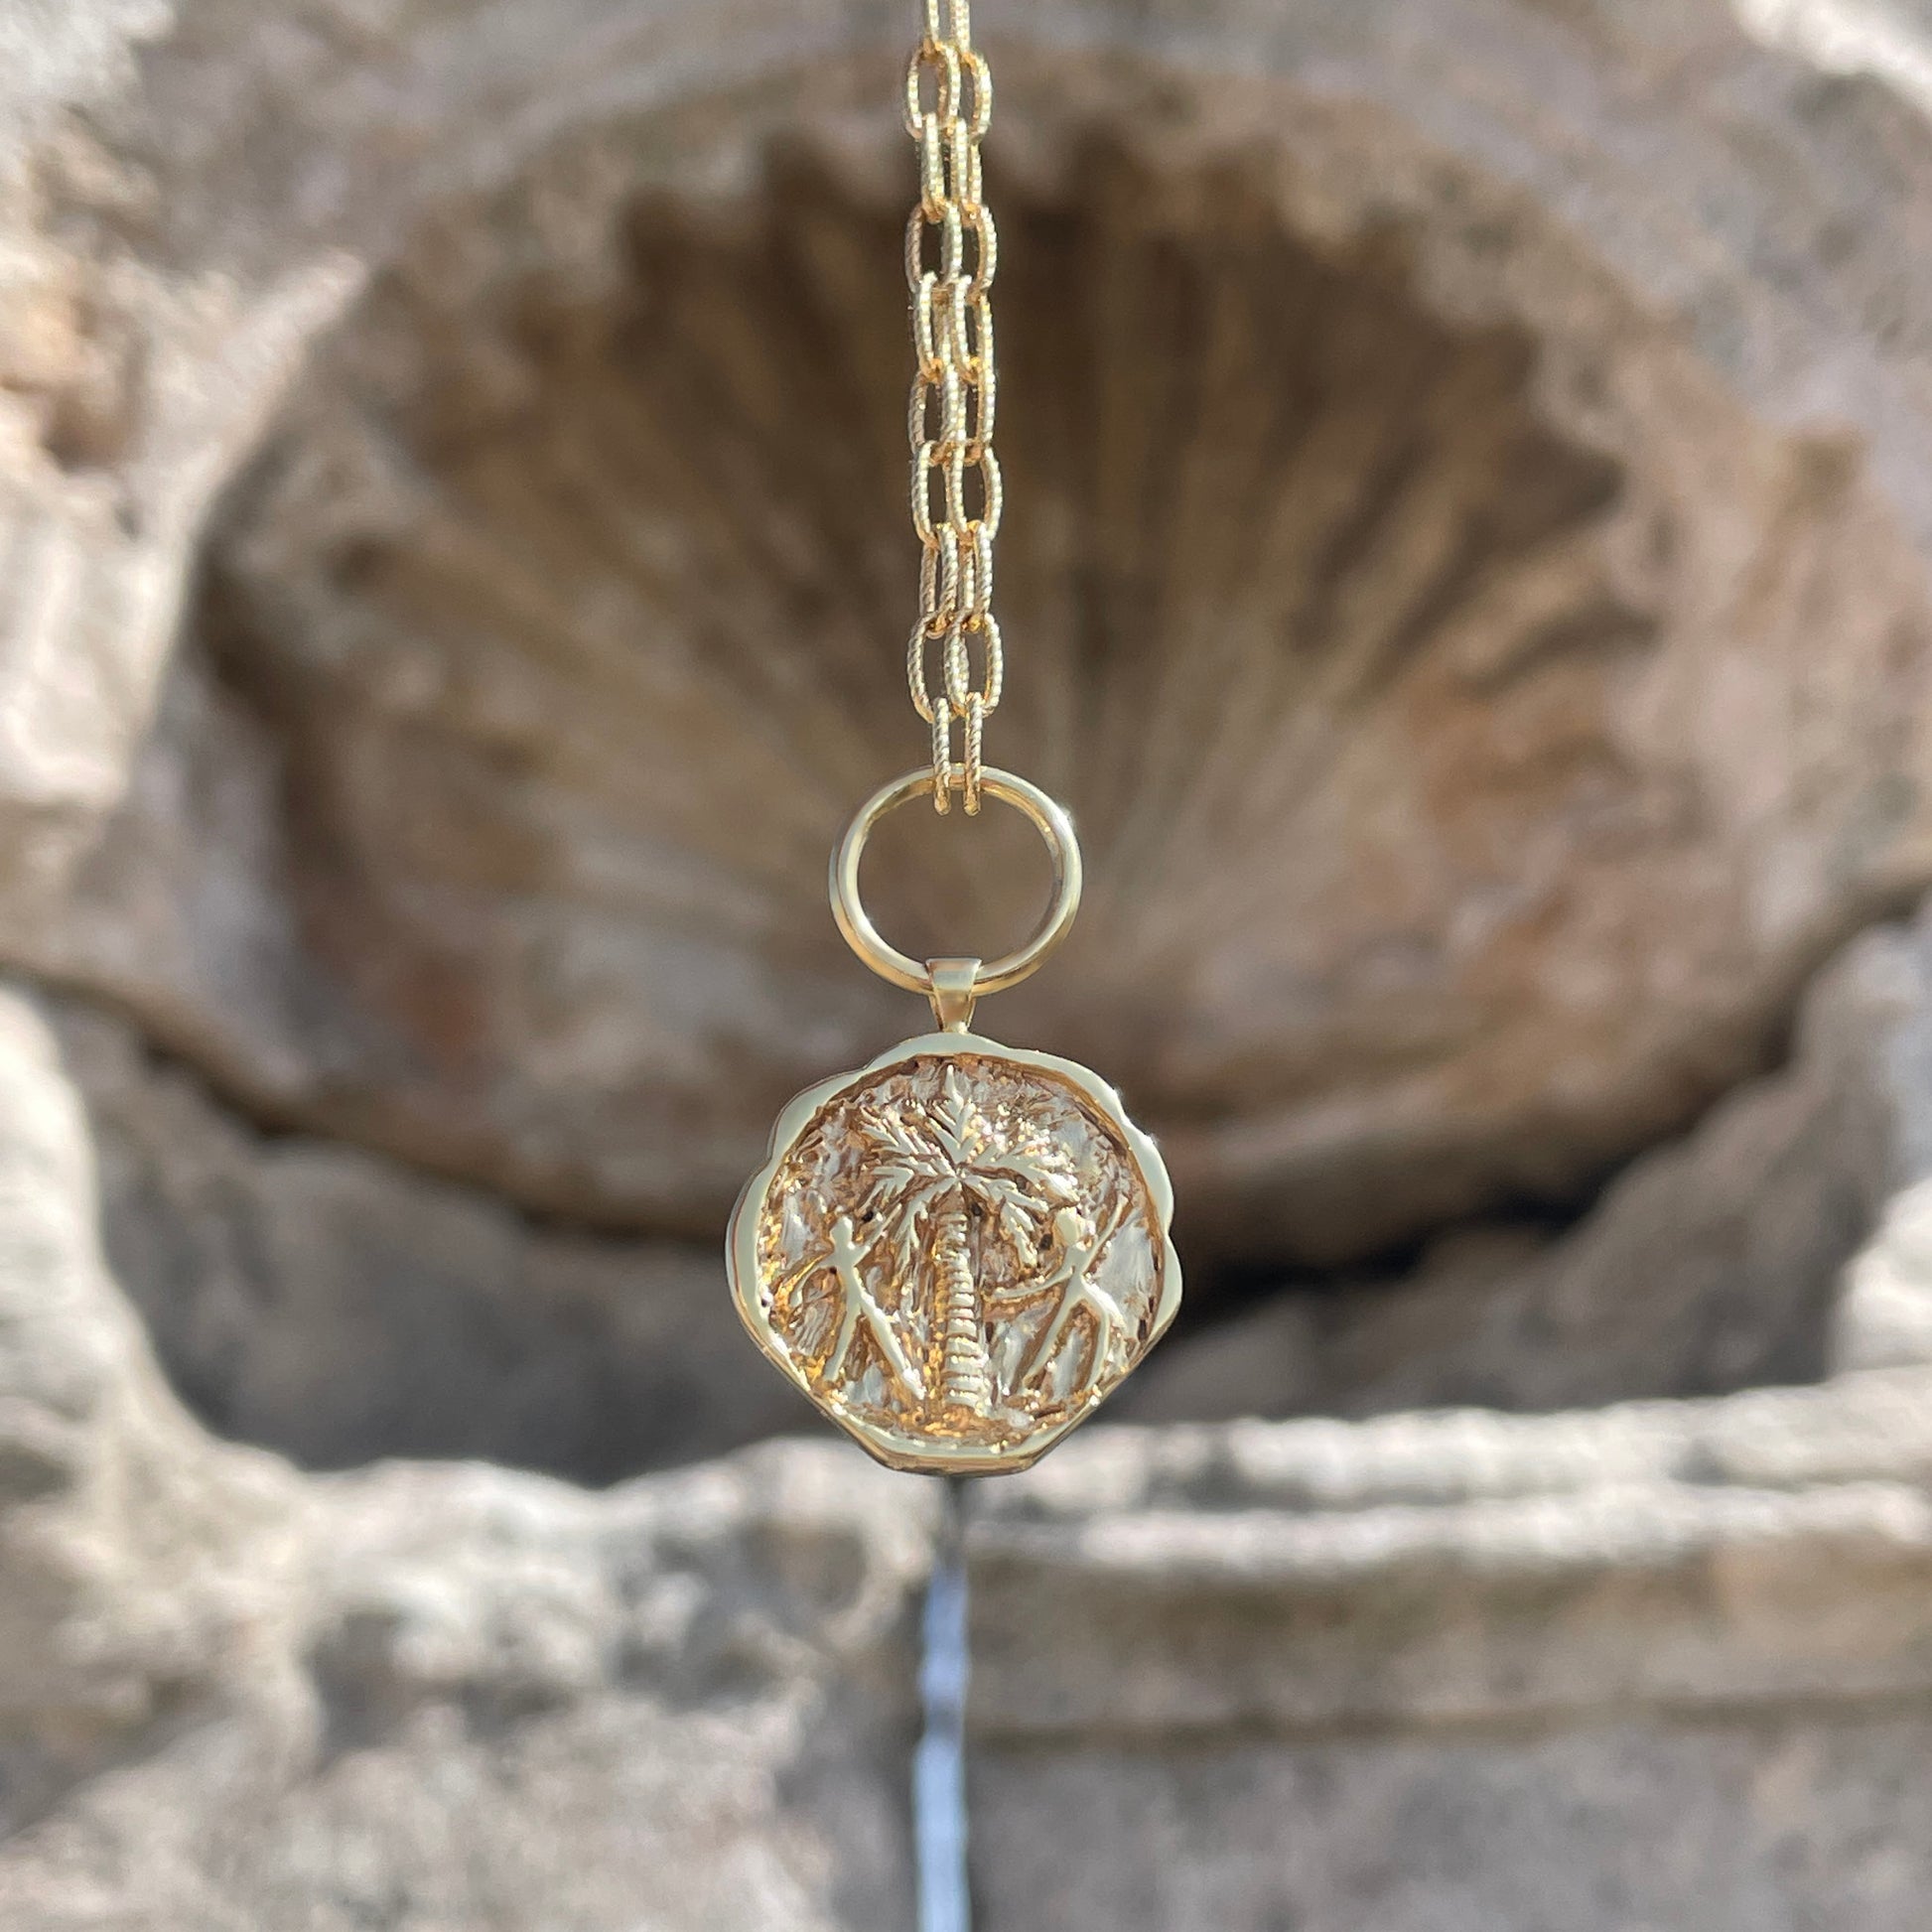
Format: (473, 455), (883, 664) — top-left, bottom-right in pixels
(830, 765), (1082, 1000)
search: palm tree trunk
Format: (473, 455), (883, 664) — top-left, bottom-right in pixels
(932, 1189), (991, 1416)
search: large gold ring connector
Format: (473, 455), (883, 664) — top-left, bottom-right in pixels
(831, 765), (1083, 1031)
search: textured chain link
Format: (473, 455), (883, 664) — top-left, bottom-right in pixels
(903, 0), (1002, 814)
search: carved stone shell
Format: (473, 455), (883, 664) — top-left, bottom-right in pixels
(19, 39), (1932, 1327)
(176, 98), (1932, 1291)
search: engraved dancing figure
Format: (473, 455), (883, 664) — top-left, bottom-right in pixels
(1016, 1200), (1131, 1396)
(820, 1214), (924, 1399)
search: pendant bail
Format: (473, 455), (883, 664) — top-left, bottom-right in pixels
(926, 956), (981, 1033)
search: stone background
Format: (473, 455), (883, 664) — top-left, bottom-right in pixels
(7, 0), (1932, 1925)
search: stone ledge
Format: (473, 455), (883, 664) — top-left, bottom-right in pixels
(970, 1372), (1932, 1737)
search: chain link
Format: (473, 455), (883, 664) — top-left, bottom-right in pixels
(903, 0), (1002, 814)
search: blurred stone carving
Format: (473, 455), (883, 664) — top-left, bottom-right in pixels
(12, 0), (1932, 1295)
(54, 994), (814, 1480)
(0, 979), (923, 1925)
(1124, 906), (1932, 1419)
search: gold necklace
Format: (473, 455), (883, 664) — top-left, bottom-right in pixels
(728, 1), (1180, 1475)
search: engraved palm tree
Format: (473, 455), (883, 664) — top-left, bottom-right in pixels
(853, 1066), (1074, 1417)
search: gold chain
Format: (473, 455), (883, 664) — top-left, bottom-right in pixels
(903, 0), (1002, 815)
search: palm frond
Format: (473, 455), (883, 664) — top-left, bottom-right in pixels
(928, 1066), (979, 1167)
(997, 1193), (1041, 1269)
(991, 1146), (1076, 1198)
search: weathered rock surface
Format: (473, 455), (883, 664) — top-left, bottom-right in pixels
(971, 1714), (1932, 1932)
(1122, 902), (1932, 1420)
(968, 1367), (1932, 1929)
(0, 978), (928, 1928)
(977, 1372), (1932, 1733)
(81, 876), (1932, 1489)
(1837, 1176), (1932, 1373)
(0, 1451), (927, 1932)
(10, 948), (1932, 1927)
(51, 992), (813, 1480)
(0, 978), (295, 1840)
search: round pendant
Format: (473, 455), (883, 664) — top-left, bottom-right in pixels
(730, 1030), (1179, 1473)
